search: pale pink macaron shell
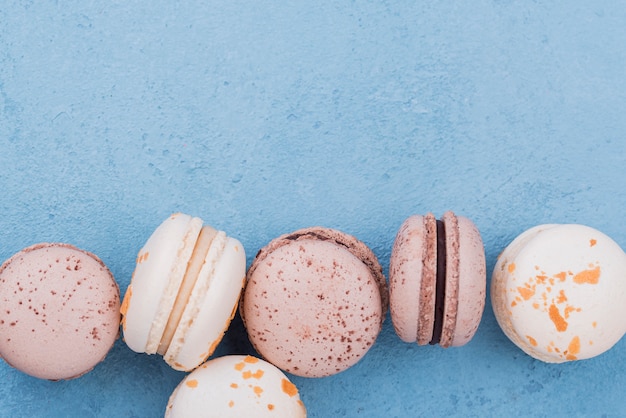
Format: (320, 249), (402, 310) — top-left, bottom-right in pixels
(242, 227), (387, 378)
(451, 215), (487, 346)
(389, 214), (435, 344)
(0, 243), (120, 380)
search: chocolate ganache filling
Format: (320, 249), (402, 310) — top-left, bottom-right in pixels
(430, 219), (447, 345)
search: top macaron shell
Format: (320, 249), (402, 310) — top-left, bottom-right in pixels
(165, 355), (306, 418)
(389, 212), (486, 347)
(121, 213), (246, 371)
(491, 224), (626, 362)
(242, 227), (387, 378)
(0, 243), (120, 380)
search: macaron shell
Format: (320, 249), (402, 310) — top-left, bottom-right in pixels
(122, 213), (202, 354)
(165, 355), (306, 417)
(439, 212), (460, 347)
(164, 235), (246, 371)
(0, 243), (120, 380)
(491, 224), (626, 362)
(242, 229), (385, 377)
(389, 214), (437, 345)
(389, 215), (426, 343)
(450, 215), (486, 347)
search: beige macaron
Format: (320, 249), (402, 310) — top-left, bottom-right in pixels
(121, 213), (246, 371)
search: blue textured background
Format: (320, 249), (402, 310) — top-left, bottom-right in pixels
(2, 1), (626, 417)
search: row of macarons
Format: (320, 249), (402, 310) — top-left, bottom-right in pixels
(2, 211), (626, 416)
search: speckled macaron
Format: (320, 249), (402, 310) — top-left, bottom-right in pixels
(241, 227), (388, 378)
(0, 243), (121, 380)
(492, 224), (626, 362)
(165, 355), (306, 417)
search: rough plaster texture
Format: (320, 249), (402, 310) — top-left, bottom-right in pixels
(2, 1), (626, 417)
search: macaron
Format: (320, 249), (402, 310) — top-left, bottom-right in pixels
(120, 213), (246, 371)
(0, 243), (120, 380)
(389, 212), (486, 347)
(241, 227), (388, 378)
(165, 355), (307, 418)
(491, 224), (626, 362)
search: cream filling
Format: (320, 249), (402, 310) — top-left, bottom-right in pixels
(157, 226), (217, 355)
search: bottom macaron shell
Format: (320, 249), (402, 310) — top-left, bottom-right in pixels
(164, 236), (246, 370)
(242, 235), (384, 378)
(450, 215), (486, 347)
(0, 243), (120, 380)
(165, 355), (306, 418)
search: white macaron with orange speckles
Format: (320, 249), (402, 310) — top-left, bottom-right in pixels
(120, 213), (246, 371)
(165, 355), (307, 418)
(491, 224), (626, 362)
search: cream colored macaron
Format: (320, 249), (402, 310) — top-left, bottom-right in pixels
(491, 224), (626, 362)
(121, 213), (246, 371)
(165, 355), (307, 417)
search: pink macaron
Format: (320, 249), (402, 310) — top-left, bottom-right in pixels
(241, 227), (388, 378)
(389, 212), (486, 347)
(0, 243), (121, 380)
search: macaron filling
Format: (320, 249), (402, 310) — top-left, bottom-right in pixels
(430, 220), (447, 345)
(157, 226), (217, 356)
(421, 213), (460, 347)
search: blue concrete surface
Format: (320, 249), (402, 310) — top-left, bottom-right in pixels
(2, 1), (626, 417)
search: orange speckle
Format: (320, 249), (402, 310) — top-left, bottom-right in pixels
(244, 355), (259, 364)
(565, 336), (581, 360)
(536, 275), (547, 283)
(253, 386), (263, 397)
(549, 303), (568, 332)
(511, 300), (517, 307)
(532, 302), (540, 310)
(592, 321), (597, 328)
(526, 335), (538, 346)
(268, 404), (275, 411)
(234, 245), (240, 252)
(136, 251), (150, 264)
(186, 379), (198, 388)
(517, 286), (535, 301)
(590, 239), (597, 247)
(228, 400), (234, 408)
(120, 285), (132, 331)
(564, 305), (578, 318)
(554, 272), (567, 282)
(230, 383), (238, 389)
(243, 371), (252, 379)
(574, 266), (600, 285)
(209, 337), (220, 355)
(508, 263), (516, 273)
(281, 379), (298, 397)
(253, 369), (265, 379)
(556, 290), (567, 304)
(234, 362), (245, 371)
